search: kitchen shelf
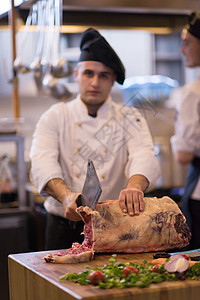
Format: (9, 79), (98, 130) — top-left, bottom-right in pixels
(0, 0), (190, 30)
(154, 53), (182, 61)
(152, 33), (185, 85)
(0, 133), (26, 210)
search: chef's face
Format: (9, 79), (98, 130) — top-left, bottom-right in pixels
(75, 61), (116, 112)
(180, 29), (200, 67)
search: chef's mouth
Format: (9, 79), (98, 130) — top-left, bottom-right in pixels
(88, 90), (100, 95)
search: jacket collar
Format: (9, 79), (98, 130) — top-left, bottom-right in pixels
(75, 94), (113, 120)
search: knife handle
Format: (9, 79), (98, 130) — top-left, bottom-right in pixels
(76, 194), (83, 207)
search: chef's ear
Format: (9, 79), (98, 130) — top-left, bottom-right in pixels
(74, 67), (78, 82)
(112, 73), (117, 86)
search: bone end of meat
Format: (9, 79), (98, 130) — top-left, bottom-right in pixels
(44, 251), (94, 263)
(43, 243), (94, 263)
(43, 254), (53, 263)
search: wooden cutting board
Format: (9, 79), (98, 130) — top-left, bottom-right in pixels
(8, 250), (200, 300)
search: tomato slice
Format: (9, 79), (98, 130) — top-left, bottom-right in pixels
(89, 270), (104, 285)
(181, 254), (189, 260)
(152, 264), (160, 272)
(123, 266), (138, 277)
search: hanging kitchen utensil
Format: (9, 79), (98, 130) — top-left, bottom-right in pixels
(41, 0), (55, 85)
(30, 0), (47, 91)
(50, 0), (73, 79)
(42, 0), (72, 101)
(43, 70), (73, 100)
(43, 73), (72, 100)
(40, 0), (53, 75)
(51, 57), (73, 79)
(13, 3), (37, 74)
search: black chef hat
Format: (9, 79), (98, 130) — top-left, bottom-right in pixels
(185, 11), (200, 40)
(79, 28), (125, 84)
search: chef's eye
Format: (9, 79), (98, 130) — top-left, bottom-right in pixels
(99, 73), (109, 79)
(84, 70), (94, 77)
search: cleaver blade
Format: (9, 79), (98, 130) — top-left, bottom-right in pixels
(76, 159), (102, 210)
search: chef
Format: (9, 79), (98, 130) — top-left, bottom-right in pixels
(30, 27), (160, 250)
(171, 11), (200, 249)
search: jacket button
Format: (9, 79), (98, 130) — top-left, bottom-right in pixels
(101, 175), (105, 179)
(78, 123), (82, 127)
(104, 149), (108, 153)
(76, 174), (80, 178)
(77, 148), (81, 152)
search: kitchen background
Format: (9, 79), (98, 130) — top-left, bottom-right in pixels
(1, 1), (200, 299)
(1, 26), (199, 190)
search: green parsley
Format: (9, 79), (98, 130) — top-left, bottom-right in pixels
(59, 254), (200, 289)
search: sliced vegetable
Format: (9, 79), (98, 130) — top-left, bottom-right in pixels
(123, 266), (138, 276)
(59, 254), (200, 289)
(152, 254), (198, 267)
(164, 254), (189, 273)
(188, 260), (198, 266)
(170, 254), (185, 262)
(181, 254), (189, 260)
(152, 257), (168, 265)
(152, 264), (160, 273)
(89, 270), (104, 285)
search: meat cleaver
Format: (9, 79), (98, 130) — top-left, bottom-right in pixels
(76, 159), (102, 210)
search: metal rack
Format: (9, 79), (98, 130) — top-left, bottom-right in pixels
(0, 133), (26, 209)
(0, 134), (31, 300)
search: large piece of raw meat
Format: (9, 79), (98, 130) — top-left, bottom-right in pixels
(77, 196), (191, 253)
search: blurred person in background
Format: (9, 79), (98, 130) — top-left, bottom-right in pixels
(171, 11), (200, 249)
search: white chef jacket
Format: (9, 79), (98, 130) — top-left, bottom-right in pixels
(171, 79), (200, 200)
(30, 94), (161, 217)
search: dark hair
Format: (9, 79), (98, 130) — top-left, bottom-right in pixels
(185, 11), (200, 40)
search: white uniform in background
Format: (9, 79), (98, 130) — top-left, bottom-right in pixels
(30, 94), (160, 217)
(171, 79), (200, 200)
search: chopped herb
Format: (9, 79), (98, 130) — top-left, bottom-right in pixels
(59, 255), (200, 289)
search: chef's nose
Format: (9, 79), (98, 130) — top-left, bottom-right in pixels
(91, 75), (100, 86)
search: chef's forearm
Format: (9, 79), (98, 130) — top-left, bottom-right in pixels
(127, 174), (149, 192)
(44, 178), (72, 204)
(44, 178), (81, 221)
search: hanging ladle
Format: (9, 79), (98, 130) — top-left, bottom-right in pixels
(42, 0), (72, 100)
(51, 57), (73, 78)
(50, 0), (73, 79)
(41, 0), (55, 90)
(13, 3), (37, 74)
(43, 73), (72, 100)
(30, 0), (47, 91)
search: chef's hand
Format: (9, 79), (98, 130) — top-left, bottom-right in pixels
(62, 192), (82, 222)
(43, 178), (82, 222)
(119, 187), (144, 216)
(119, 174), (148, 216)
